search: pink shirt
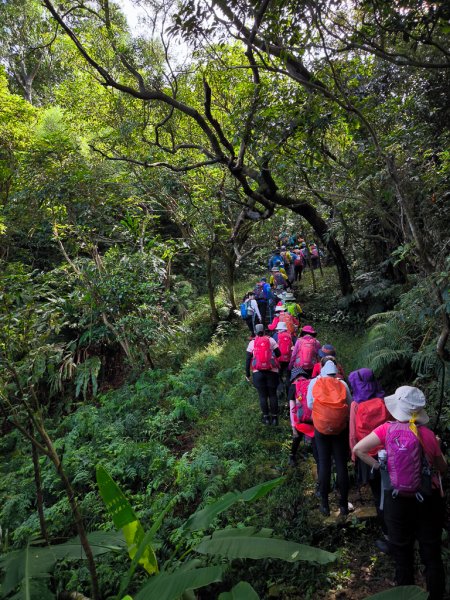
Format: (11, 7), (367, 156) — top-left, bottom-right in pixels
(373, 422), (443, 488)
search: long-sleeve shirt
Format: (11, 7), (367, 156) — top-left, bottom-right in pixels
(307, 375), (352, 409)
(246, 298), (261, 321)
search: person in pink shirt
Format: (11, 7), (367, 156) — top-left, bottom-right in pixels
(288, 325), (321, 378)
(354, 386), (447, 600)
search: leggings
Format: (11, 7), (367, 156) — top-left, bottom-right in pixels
(252, 370), (279, 416)
(314, 428), (349, 508)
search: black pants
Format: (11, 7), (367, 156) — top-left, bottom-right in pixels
(256, 300), (267, 327)
(383, 491), (445, 600)
(314, 428), (349, 508)
(294, 265), (303, 281)
(252, 370), (279, 416)
(245, 316), (255, 335)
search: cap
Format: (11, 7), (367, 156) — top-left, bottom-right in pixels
(255, 324), (264, 334)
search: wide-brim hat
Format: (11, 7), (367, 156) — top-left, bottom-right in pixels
(318, 344), (336, 358)
(321, 361), (338, 376)
(271, 267), (280, 272)
(284, 293), (295, 301)
(276, 322), (288, 331)
(275, 305), (286, 312)
(290, 366), (308, 381)
(384, 386), (429, 425)
(301, 325), (316, 334)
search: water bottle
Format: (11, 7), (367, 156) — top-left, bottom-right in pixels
(378, 449), (387, 467)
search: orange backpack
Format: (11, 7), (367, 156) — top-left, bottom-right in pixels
(312, 377), (349, 435)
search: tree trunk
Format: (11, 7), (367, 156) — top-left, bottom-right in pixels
(206, 250), (219, 325)
(223, 253), (237, 309)
(30, 435), (49, 544)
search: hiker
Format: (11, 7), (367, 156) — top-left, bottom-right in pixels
(253, 277), (271, 327)
(348, 368), (389, 547)
(288, 367), (318, 469)
(271, 321), (296, 387)
(268, 249), (285, 271)
(353, 386), (447, 600)
(245, 324), (281, 426)
(284, 292), (303, 322)
(269, 266), (288, 293)
(307, 361), (352, 516)
(268, 305), (298, 336)
(240, 291), (262, 336)
(292, 248), (305, 282)
(310, 243), (320, 269)
(311, 345), (345, 379)
(288, 325), (321, 377)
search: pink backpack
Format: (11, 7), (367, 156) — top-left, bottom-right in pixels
(277, 331), (292, 363)
(295, 336), (318, 370)
(252, 337), (276, 371)
(293, 378), (312, 424)
(385, 423), (432, 497)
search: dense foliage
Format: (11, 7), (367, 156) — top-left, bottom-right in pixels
(0, 0), (448, 598)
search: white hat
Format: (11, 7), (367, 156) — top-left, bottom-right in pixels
(275, 305), (286, 312)
(284, 293), (295, 301)
(321, 361), (338, 376)
(271, 267), (279, 272)
(384, 386), (429, 425)
(276, 322), (287, 331)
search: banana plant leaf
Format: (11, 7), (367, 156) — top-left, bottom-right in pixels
(0, 542), (56, 600)
(218, 581), (260, 600)
(184, 477), (285, 532)
(96, 465), (158, 575)
(194, 527), (336, 565)
(134, 564), (223, 600)
(363, 587), (428, 599)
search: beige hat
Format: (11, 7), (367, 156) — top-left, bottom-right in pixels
(384, 386), (429, 425)
(275, 322), (288, 331)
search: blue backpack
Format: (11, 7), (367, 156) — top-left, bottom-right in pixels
(240, 302), (248, 319)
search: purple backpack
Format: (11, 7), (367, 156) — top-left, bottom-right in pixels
(385, 423), (431, 498)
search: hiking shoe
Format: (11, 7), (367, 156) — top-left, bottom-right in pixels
(319, 503), (330, 517)
(271, 416), (279, 426)
(288, 454), (296, 468)
(375, 539), (391, 555)
(261, 415), (271, 426)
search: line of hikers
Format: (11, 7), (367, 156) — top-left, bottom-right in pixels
(242, 268), (447, 600)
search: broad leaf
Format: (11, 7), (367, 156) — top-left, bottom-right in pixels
(194, 527), (335, 565)
(134, 565), (223, 600)
(184, 477), (285, 531)
(218, 581), (260, 600)
(96, 465), (158, 575)
(0, 542), (56, 600)
(364, 586), (428, 600)
(51, 531), (127, 559)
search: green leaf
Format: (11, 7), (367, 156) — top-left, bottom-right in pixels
(363, 586), (428, 600)
(184, 477), (285, 531)
(0, 542), (56, 600)
(96, 465), (158, 575)
(194, 527), (336, 565)
(134, 565), (223, 600)
(218, 581), (260, 600)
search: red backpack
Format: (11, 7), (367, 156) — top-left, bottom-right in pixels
(312, 377), (349, 435)
(293, 378), (312, 425)
(277, 331), (292, 363)
(355, 398), (390, 455)
(252, 336), (276, 371)
(295, 336), (318, 370)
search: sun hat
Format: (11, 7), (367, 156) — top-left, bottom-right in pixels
(275, 305), (286, 312)
(321, 361), (338, 376)
(318, 344), (336, 358)
(384, 386), (429, 425)
(276, 322), (288, 331)
(290, 366), (308, 381)
(284, 293), (295, 301)
(348, 368), (384, 404)
(255, 324), (264, 334)
(271, 267), (280, 272)
(301, 325), (316, 334)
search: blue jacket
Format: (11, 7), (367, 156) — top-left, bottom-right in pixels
(268, 254), (285, 270)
